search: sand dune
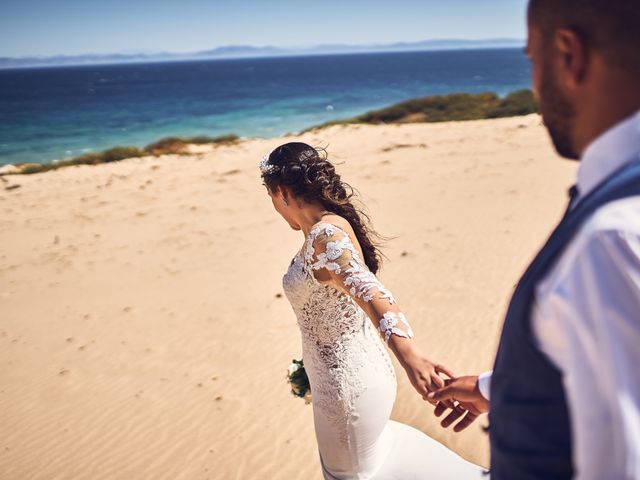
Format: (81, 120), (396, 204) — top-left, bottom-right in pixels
(0, 114), (576, 479)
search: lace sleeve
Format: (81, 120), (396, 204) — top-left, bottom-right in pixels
(307, 223), (414, 344)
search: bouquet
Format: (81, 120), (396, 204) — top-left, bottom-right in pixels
(286, 359), (312, 404)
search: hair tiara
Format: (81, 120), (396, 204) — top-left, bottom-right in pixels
(260, 145), (321, 176)
(259, 152), (278, 175)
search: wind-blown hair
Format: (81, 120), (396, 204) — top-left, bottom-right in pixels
(261, 142), (384, 273)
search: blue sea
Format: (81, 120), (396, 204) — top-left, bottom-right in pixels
(0, 48), (531, 166)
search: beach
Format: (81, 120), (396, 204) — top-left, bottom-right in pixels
(0, 114), (576, 479)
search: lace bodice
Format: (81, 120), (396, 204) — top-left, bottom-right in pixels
(283, 226), (369, 346)
(284, 222), (414, 344)
(282, 221), (414, 447)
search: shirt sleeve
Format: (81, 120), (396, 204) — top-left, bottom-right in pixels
(532, 228), (640, 480)
(478, 371), (493, 401)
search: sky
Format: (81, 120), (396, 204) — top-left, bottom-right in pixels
(0, 0), (529, 57)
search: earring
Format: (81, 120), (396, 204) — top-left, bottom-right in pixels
(283, 199), (289, 207)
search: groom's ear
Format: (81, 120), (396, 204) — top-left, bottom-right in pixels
(554, 28), (589, 89)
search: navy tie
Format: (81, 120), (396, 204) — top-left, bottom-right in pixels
(562, 184), (580, 219)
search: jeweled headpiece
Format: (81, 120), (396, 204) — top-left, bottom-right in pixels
(259, 152), (278, 175)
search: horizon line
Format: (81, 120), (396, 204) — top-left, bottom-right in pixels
(0, 45), (528, 71)
(0, 37), (526, 61)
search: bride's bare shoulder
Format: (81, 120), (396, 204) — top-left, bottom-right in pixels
(313, 214), (349, 231)
(313, 214), (358, 242)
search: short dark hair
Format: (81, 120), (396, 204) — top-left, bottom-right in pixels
(528, 0), (640, 73)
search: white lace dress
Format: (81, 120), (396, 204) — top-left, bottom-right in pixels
(282, 222), (482, 480)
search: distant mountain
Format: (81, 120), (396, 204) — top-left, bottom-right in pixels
(0, 38), (524, 69)
(196, 45), (284, 57)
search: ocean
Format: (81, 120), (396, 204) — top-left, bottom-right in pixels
(0, 48), (531, 166)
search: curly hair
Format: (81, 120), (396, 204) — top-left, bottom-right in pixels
(261, 142), (384, 273)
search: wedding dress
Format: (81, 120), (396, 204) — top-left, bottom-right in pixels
(282, 222), (482, 479)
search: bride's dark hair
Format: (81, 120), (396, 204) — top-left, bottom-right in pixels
(262, 142), (384, 273)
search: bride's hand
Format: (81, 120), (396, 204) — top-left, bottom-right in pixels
(389, 337), (455, 404)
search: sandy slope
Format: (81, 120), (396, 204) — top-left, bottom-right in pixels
(0, 114), (576, 479)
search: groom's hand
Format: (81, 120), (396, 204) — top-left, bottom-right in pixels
(427, 376), (489, 432)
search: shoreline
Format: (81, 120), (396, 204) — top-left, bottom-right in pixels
(0, 89), (536, 176)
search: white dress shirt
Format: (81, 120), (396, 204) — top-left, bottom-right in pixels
(478, 111), (640, 480)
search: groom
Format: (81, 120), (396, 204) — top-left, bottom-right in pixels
(429, 0), (640, 478)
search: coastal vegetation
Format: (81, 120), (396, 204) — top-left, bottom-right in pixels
(144, 135), (239, 156)
(13, 135), (240, 175)
(303, 89), (538, 132)
(4, 89), (537, 176)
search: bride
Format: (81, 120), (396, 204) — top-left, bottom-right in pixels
(261, 142), (481, 479)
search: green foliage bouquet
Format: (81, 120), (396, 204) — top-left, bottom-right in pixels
(286, 359), (312, 404)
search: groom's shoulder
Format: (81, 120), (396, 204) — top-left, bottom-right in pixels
(581, 195), (640, 238)
(563, 195), (640, 264)
(539, 196), (640, 295)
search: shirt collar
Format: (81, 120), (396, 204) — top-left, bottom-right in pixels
(576, 110), (640, 199)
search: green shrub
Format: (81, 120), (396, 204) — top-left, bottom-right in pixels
(488, 89), (539, 118)
(304, 89), (539, 131)
(144, 136), (186, 155)
(145, 134), (239, 155)
(100, 146), (147, 163)
(20, 163), (56, 174)
(358, 92), (502, 124)
(208, 134), (240, 144)
(67, 152), (103, 165)
(19, 146), (145, 174)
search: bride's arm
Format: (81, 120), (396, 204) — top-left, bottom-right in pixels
(309, 223), (454, 398)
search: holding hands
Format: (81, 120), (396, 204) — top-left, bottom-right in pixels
(391, 335), (489, 432)
(427, 375), (489, 432)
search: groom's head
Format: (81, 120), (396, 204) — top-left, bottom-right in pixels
(526, 0), (640, 160)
